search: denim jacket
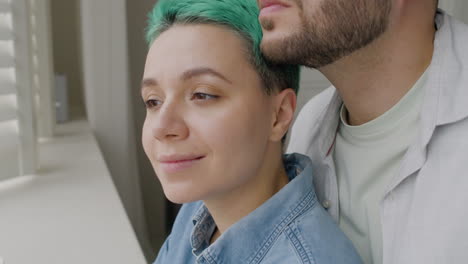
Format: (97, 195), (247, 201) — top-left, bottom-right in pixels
(154, 153), (362, 264)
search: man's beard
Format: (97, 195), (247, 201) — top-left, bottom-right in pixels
(260, 0), (392, 68)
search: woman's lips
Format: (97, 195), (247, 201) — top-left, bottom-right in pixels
(158, 156), (205, 173)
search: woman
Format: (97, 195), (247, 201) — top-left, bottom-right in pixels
(141, 0), (362, 263)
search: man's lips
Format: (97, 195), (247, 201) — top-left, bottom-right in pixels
(259, 0), (290, 16)
(259, 0), (290, 9)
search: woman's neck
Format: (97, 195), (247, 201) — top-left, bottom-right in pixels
(204, 144), (288, 243)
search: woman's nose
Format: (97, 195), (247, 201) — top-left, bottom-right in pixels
(152, 103), (189, 141)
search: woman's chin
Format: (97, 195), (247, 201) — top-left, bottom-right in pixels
(163, 189), (201, 204)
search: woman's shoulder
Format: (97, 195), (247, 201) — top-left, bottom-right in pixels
(259, 205), (362, 264)
(277, 205), (363, 264)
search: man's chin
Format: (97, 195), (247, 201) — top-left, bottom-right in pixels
(260, 29), (284, 53)
(260, 40), (284, 63)
(260, 33), (299, 64)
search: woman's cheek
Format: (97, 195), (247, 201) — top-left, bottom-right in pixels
(201, 107), (246, 141)
(141, 119), (155, 161)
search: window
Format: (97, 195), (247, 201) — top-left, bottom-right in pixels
(0, 0), (54, 181)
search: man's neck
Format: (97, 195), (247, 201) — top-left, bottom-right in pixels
(204, 145), (289, 243)
(319, 12), (436, 126)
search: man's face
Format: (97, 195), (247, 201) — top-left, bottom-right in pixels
(258, 0), (392, 68)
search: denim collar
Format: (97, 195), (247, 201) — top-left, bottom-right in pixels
(191, 204), (216, 256)
(190, 153), (317, 263)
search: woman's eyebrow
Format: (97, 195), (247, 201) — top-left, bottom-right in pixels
(141, 78), (158, 93)
(141, 67), (232, 93)
(181, 67), (233, 84)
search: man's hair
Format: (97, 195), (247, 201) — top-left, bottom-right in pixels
(145, 0), (300, 94)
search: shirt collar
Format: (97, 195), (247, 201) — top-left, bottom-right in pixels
(385, 9), (468, 191)
(190, 204), (217, 257)
(319, 91), (342, 157)
(190, 153), (317, 263)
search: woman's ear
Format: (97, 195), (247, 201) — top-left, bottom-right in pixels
(270, 88), (297, 142)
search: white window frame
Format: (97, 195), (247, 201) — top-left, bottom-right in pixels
(0, 0), (55, 180)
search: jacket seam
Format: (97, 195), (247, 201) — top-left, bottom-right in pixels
(285, 223), (316, 264)
(247, 190), (317, 264)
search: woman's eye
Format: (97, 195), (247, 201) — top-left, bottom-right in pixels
(145, 99), (162, 109)
(191, 92), (219, 101)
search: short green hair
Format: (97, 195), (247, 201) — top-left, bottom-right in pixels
(145, 0), (300, 94)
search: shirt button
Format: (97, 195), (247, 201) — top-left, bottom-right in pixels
(322, 200), (331, 209)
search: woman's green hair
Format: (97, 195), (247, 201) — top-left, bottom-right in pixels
(145, 0), (300, 94)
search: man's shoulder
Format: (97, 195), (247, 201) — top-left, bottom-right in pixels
(299, 86), (336, 120)
(287, 86), (337, 154)
(430, 117), (468, 159)
(439, 11), (468, 63)
(431, 12), (468, 125)
(294, 86), (336, 132)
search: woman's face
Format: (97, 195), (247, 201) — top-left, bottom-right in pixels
(142, 24), (278, 204)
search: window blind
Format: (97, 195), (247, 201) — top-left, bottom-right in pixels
(0, 0), (37, 181)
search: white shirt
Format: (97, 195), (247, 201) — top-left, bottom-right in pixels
(287, 10), (468, 264)
(334, 72), (427, 264)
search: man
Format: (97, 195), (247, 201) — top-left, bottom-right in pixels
(257, 0), (468, 263)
